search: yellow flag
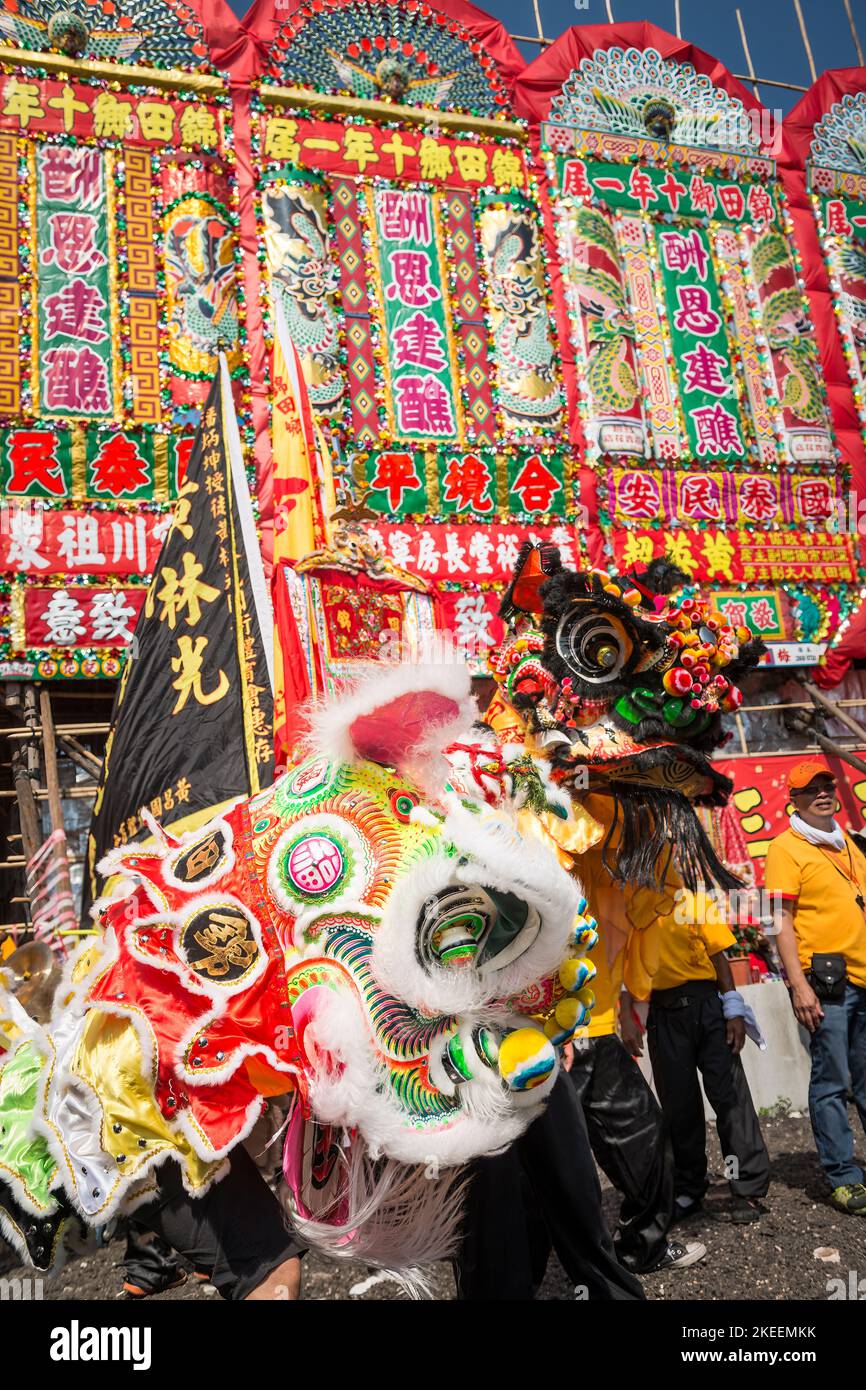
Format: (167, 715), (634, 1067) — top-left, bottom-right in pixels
(271, 295), (329, 565)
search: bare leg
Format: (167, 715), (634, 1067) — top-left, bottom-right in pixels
(245, 1254), (302, 1301)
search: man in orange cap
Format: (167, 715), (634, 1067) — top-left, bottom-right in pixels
(765, 759), (866, 1214)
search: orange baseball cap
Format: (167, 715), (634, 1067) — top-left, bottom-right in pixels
(788, 758), (834, 792)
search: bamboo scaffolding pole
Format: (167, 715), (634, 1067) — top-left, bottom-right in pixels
(844, 0), (865, 65)
(804, 681), (866, 745)
(793, 0), (818, 82)
(38, 687), (64, 836)
(736, 7), (763, 103)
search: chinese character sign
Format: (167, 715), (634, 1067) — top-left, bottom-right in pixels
(374, 188), (458, 442)
(36, 145), (115, 421)
(656, 225), (743, 460)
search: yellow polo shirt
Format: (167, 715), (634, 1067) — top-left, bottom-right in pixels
(633, 874), (735, 995)
(764, 827), (866, 989)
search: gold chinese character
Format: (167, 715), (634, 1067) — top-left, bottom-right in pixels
(191, 911), (257, 978)
(138, 101), (176, 144)
(702, 532), (735, 579)
(175, 777), (191, 803)
(47, 85), (88, 134)
(183, 837), (221, 878)
(155, 551), (221, 629)
(170, 635), (229, 713)
(665, 533), (698, 576)
(3, 80), (44, 130)
(342, 128), (377, 171)
(418, 136), (453, 181)
(382, 131), (416, 176)
(454, 145), (489, 183)
(491, 147), (523, 188)
(93, 91), (133, 140)
(265, 116), (300, 162)
(172, 478), (199, 540)
(180, 104), (218, 149)
(621, 533), (654, 568)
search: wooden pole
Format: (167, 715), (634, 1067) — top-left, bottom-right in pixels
(811, 732), (866, 779)
(38, 687), (65, 836)
(11, 746), (41, 863)
(10, 683), (43, 877)
(804, 680), (866, 746)
(674, 0), (682, 39)
(57, 734), (102, 780)
(736, 8), (763, 104)
(844, 0), (865, 65)
(792, 0), (818, 82)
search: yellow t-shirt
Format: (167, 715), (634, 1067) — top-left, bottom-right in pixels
(637, 877), (735, 993)
(764, 827), (866, 989)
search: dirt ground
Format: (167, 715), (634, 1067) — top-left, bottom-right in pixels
(3, 1113), (865, 1301)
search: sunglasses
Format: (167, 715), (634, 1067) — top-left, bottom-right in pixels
(793, 780), (837, 797)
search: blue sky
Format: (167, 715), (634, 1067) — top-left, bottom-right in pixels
(223, 0), (866, 112)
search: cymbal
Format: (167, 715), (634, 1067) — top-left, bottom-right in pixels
(0, 941), (61, 1024)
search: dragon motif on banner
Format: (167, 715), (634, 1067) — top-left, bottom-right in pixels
(262, 183), (343, 411)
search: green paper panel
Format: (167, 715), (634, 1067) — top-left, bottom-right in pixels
(35, 145), (115, 421)
(364, 449), (429, 514)
(85, 430), (155, 500)
(654, 224), (745, 461)
(373, 186), (458, 443)
(506, 451), (566, 515)
(556, 159), (778, 228)
(0, 427), (72, 497)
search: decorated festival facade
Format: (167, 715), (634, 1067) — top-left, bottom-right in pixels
(0, 3), (863, 685)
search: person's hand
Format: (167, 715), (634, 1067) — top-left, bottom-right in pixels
(619, 1003), (644, 1057)
(790, 978), (824, 1033)
(725, 1015), (746, 1054)
(561, 1041), (574, 1073)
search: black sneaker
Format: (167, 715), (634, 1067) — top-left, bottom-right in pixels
(672, 1196), (703, 1223)
(729, 1196), (764, 1224)
(644, 1239), (706, 1272)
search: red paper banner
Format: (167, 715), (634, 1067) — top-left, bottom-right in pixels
(438, 587), (504, 665)
(0, 507), (169, 576)
(365, 522), (582, 584)
(0, 75), (226, 151)
(612, 526), (856, 584)
(259, 114), (527, 191)
(20, 585), (145, 649)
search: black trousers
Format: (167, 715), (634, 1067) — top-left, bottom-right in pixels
(454, 1074), (644, 1300)
(647, 980), (770, 1202)
(569, 1033), (673, 1272)
(135, 1145), (306, 1301)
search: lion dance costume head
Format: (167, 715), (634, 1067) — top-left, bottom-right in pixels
(0, 660), (598, 1281)
(487, 542), (764, 892)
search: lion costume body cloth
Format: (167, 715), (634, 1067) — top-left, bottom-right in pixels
(0, 659), (599, 1275)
